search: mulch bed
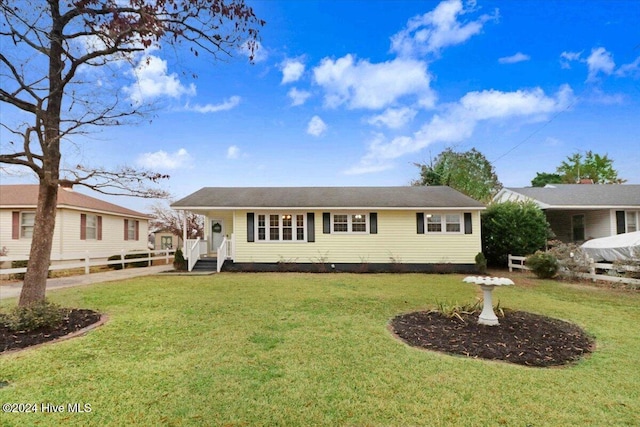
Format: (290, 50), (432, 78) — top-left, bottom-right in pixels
(1, 309), (102, 353)
(390, 310), (595, 367)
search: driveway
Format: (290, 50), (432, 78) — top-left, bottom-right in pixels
(0, 265), (173, 301)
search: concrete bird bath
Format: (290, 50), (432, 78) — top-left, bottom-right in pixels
(463, 276), (514, 326)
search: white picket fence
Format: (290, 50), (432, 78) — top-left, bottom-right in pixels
(0, 249), (175, 276)
(508, 254), (640, 286)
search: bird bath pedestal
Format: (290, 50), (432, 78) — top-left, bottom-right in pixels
(463, 276), (514, 326)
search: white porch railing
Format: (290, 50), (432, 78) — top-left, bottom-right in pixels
(186, 237), (201, 272)
(216, 234), (234, 272)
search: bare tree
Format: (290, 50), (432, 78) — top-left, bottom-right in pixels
(0, 1), (264, 306)
(149, 201), (204, 241)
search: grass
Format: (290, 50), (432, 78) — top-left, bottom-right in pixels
(1, 272), (639, 426)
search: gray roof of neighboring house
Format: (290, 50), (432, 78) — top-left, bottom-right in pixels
(500, 184), (640, 208)
(0, 184), (150, 218)
(171, 186), (485, 210)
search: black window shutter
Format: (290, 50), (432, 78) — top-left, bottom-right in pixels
(370, 212), (378, 234)
(307, 212), (315, 242)
(323, 212), (330, 234)
(416, 212), (425, 234)
(616, 211), (626, 234)
(247, 213), (255, 242)
(464, 212), (473, 234)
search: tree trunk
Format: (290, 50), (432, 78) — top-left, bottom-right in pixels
(18, 1), (63, 307)
(18, 182), (59, 306)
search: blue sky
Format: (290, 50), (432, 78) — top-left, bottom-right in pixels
(2, 0), (640, 213)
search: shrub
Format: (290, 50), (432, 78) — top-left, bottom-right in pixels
(2, 300), (68, 332)
(481, 201), (551, 267)
(526, 251), (559, 279)
(548, 242), (592, 280)
(107, 254), (124, 270)
(125, 251), (150, 268)
(173, 248), (186, 271)
(475, 252), (487, 274)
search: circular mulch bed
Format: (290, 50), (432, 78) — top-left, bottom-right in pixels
(390, 310), (595, 367)
(1, 309), (102, 354)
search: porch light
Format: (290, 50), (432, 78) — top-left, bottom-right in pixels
(426, 214), (432, 218)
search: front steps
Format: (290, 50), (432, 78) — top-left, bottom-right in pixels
(192, 258), (217, 272)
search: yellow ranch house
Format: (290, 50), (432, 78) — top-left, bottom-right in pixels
(171, 186), (485, 273)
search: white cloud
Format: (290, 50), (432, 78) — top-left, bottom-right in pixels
(559, 51), (582, 69)
(498, 52), (530, 64)
(313, 54), (435, 110)
(616, 56), (640, 78)
(287, 87), (312, 106)
(184, 96), (241, 113)
(123, 55), (196, 105)
(281, 59), (305, 84)
(137, 148), (192, 170)
(346, 85), (575, 174)
(227, 145), (240, 159)
(586, 47), (615, 81)
(390, 0), (498, 58)
(368, 107), (417, 129)
(307, 116), (327, 137)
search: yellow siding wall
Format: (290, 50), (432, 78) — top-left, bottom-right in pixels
(233, 210), (481, 264)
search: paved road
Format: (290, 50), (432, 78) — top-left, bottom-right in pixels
(0, 264), (174, 301)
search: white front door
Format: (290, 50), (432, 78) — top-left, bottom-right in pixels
(211, 220), (224, 252)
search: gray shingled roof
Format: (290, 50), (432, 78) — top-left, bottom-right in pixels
(171, 186), (485, 209)
(504, 184), (640, 207)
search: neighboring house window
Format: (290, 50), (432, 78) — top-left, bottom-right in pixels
(124, 219), (139, 241)
(331, 213), (368, 234)
(256, 213), (306, 242)
(425, 213), (461, 233)
(572, 214), (585, 241)
(627, 211), (638, 233)
(161, 236), (173, 249)
(81, 214), (102, 240)
(21, 212), (35, 238)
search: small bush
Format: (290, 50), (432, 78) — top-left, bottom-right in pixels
(548, 242), (592, 280)
(173, 248), (186, 271)
(107, 254), (124, 270)
(125, 251), (149, 268)
(475, 252), (487, 274)
(526, 251), (559, 279)
(3, 300), (68, 332)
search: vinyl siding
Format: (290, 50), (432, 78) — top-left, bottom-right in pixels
(0, 208), (148, 260)
(232, 209), (481, 264)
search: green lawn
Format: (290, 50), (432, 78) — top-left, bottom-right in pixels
(1, 273), (639, 426)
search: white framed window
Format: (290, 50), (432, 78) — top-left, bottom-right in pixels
(127, 219), (137, 240)
(627, 211), (638, 233)
(257, 213), (306, 242)
(425, 213), (462, 234)
(332, 213), (368, 234)
(21, 212), (35, 238)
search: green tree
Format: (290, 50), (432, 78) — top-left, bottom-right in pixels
(531, 172), (563, 187)
(556, 151), (624, 184)
(0, 1), (264, 307)
(413, 148), (502, 203)
(481, 201), (551, 266)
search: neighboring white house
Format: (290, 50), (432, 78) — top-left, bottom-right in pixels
(0, 184), (150, 263)
(494, 184), (640, 243)
(171, 186), (485, 272)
